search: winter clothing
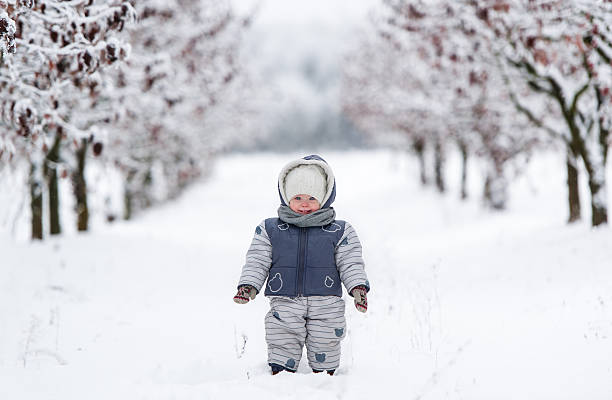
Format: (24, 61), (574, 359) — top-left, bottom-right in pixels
(312, 369), (335, 375)
(237, 218), (369, 298)
(270, 364), (284, 375)
(235, 155), (370, 373)
(351, 285), (368, 312)
(277, 205), (336, 227)
(277, 155), (336, 209)
(270, 363), (295, 375)
(264, 217), (345, 297)
(284, 164), (327, 205)
(233, 285), (256, 304)
(265, 296), (346, 372)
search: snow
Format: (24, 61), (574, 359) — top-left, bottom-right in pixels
(2, 150), (612, 399)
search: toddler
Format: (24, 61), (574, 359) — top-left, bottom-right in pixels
(233, 155), (370, 375)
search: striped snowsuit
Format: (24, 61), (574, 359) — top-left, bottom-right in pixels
(237, 219), (369, 371)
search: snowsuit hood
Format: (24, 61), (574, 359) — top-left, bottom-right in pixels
(278, 155), (336, 209)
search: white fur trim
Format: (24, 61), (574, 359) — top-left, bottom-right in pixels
(278, 158), (335, 206)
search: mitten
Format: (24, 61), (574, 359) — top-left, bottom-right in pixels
(351, 285), (368, 313)
(233, 285), (257, 304)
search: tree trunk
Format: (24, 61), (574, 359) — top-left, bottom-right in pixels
(587, 176), (608, 226)
(573, 132), (608, 226)
(566, 147), (581, 223)
(29, 162), (43, 240)
(483, 168), (508, 210)
(123, 169), (137, 221)
(124, 167), (155, 220)
(124, 189), (133, 221)
(555, 90), (607, 226)
(585, 165), (608, 226)
(459, 140), (469, 200)
(434, 138), (445, 193)
(45, 134), (62, 235)
(142, 168), (153, 209)
(579, 153), (608, 226)
(412, 138), (427, 185)
(72, 139), (89, 231)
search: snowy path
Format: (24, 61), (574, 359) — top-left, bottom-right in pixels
(2, 151), (612, 399)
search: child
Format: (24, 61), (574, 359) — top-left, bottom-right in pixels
(233, 155), (370, 376)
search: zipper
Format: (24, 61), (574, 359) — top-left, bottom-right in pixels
(296, 227), (306, 296)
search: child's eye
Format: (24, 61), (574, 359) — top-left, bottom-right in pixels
(294, 196), (301, 200)
(309, 197), (315, 201)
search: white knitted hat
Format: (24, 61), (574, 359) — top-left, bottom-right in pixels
(284, 164), (327, 204)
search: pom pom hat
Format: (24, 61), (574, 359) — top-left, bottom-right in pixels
(278, 155), (336, 208)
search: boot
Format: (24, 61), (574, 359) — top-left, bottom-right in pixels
(312, 369), (335, 376)
(271, 363), (296, 375)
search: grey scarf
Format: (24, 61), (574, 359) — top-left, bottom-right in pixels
(277, 205), (336, 227)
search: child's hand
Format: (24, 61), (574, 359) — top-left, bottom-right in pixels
(351, 285), (368, 313)
(233, 285), (257, 304)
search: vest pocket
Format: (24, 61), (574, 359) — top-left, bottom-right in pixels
(266, 267), (296, 295)
(304, 267), (341, 296)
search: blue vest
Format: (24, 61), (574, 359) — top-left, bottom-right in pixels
(264, 218), (346, 297)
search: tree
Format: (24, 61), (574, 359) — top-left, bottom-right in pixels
(107, 0), (248, 219)
(342, 8), (448, 191)
(342, 0), (541, 208)
(470, 0), (612, 225)
(0, 0), (253, 237)
(0, 0), (134, 239)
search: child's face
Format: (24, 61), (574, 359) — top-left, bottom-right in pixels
(289, 194), (321, 215)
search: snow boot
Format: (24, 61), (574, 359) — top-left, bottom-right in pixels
(312, 368), (335, 376)
(270, 363), (296, 375)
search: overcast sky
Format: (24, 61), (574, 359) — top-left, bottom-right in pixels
(228, 0), (382, 150)
(232, 0), (380, 72)
(231, 0), (378, 27)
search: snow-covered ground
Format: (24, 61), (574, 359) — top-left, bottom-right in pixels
(2, 150), (611, 399)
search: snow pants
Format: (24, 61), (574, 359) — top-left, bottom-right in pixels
(265, 296), (346, 372)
